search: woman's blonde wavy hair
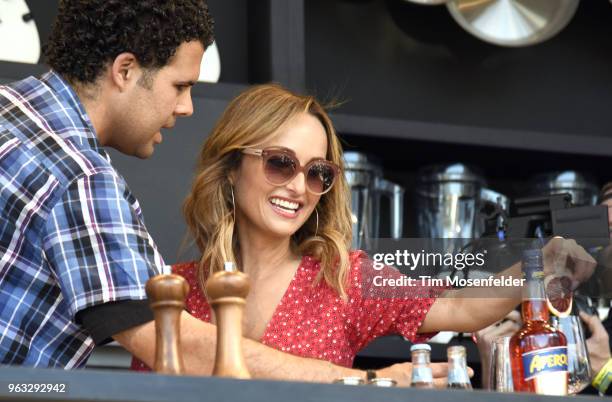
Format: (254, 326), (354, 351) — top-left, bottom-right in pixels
(183, 83), (353, 299)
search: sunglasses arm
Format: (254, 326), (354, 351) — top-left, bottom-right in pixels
(241, 149), (264, 157)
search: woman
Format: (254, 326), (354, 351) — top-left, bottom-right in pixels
(132, 84), (595, 380)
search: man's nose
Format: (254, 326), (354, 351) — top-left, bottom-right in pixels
(175, 93), (194, 117)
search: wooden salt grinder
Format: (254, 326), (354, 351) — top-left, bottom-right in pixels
(206, 262), (251, 379)
(146, 273), (189, 374)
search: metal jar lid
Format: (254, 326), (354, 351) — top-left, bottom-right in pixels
(369, 378), (397, 387)
(343, 152), (383, 174)
(332, 376), (365, 385)
(529, 170), (598, 206)
(416, 163), (484, 184)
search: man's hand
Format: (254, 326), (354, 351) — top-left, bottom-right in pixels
(580, 311), (611, 374)
(375, 361), (472, 388)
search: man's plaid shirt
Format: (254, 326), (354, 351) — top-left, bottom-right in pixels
(0, 71), (164, 367)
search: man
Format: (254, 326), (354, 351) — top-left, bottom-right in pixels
(0, 0), (212, 367)
(0, 0), (424, 383)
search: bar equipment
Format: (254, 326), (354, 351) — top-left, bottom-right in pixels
(528, 171), (598, 207)
(206, 261), (251, 379)
(447, 0), (579, 47)
(416, 163), (508, 242)
(550, 315), (592, 394)
(489, 336), (514, 392)
(343, 152), (404, 251)
(146, 271), (190, 375)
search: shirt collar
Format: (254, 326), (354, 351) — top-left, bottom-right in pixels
(40, 71), (110, 162)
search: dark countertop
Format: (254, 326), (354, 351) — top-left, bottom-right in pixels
(0, 365), (601, 402)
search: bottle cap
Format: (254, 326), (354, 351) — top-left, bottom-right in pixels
(369, 378), (397, 387)
(410, 343), (431, 352)
(447, 345), (466, 357)
(332, 377), (365, 385)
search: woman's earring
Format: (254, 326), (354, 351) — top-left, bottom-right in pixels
(230, 185), (236, 222)
(314, 208), (319, 237)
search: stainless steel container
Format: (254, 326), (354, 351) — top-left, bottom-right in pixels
(416, 163), (507, 241)
(528, 171), (598, 207)
(343, 152), (405, 251)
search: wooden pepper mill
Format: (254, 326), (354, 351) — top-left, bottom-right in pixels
(146, 272), (189, 374)
(205, 261), (251, 379)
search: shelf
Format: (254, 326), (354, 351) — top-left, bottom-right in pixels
(333, 112), (612, 158)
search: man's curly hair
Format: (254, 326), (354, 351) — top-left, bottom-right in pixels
(45, 0), (214, 85)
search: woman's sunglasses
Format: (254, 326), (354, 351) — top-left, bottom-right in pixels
(242, 147), (340, 195)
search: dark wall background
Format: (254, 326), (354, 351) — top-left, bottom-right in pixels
(305, 0), (612, 138)
(25, 0), (250, 83)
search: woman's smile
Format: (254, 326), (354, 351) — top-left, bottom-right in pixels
(268, 196), (303, 219)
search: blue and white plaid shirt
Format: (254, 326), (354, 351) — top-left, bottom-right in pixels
(0, 71), (164, 367)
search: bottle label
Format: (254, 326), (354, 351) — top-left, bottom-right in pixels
(411, 367), (433, 384)
(447, 371), (471, 387)
(522, 346), (568, 395)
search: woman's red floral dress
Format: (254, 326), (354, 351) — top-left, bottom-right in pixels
(131, 250), (444, 370)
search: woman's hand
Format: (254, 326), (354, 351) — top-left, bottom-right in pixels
(543, 237), (596, 289)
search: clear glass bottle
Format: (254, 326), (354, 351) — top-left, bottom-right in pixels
(446, 345), (472, 389)
(410, 343), (434, 389)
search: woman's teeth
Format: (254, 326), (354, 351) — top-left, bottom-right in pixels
(270, 197), (299, 212)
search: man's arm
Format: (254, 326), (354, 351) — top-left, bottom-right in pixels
(113, 311), (361, 382)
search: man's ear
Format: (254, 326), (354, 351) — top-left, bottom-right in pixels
(110, 52), (140, 91)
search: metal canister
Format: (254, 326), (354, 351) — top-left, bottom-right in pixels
(332, 377), (365, 385)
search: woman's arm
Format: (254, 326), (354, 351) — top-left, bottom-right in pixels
(419, 237), (596, 333)
(419, 263), (521, 333)
(114, 311), (359, 381)
(114, 311), (450, 386)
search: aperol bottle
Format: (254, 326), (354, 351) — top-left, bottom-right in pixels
(509, 249), (568, 395)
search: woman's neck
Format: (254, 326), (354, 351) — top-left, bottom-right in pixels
(236, 227), (299, 280)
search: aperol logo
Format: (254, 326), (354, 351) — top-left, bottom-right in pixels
(522, 346), (568, 380)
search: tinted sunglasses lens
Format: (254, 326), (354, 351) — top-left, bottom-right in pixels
(307, 163), (336, 194)
(264, 153), (296, 184)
